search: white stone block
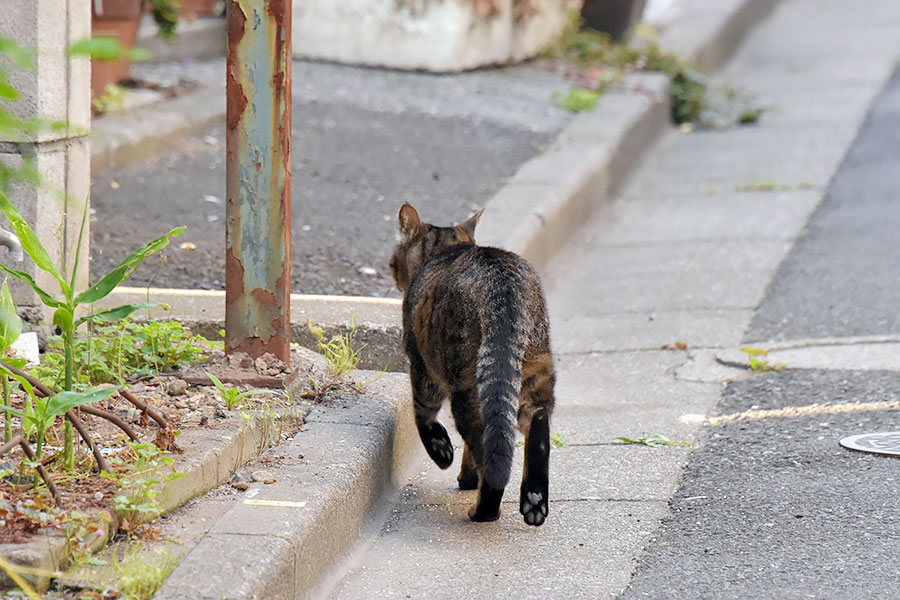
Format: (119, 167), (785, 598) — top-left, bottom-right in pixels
(292, 0), (581, 72)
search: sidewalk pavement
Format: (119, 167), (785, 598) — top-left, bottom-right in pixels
(327, 0), (900, 598)
(79, 0), (900, 597)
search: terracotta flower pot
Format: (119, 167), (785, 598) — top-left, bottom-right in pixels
(91, 0), (144, 99)
(580, 0), (648, 41)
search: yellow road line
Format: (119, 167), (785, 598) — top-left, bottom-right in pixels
(681, 400), (900, 426)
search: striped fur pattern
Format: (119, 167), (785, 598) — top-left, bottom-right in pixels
(390, 203), (555, 526)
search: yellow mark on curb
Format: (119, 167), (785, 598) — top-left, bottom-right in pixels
(682, 400), (900, 426)
(243, 499), (307, 508)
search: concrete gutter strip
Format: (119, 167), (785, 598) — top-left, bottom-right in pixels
(154, 371), (418, 600)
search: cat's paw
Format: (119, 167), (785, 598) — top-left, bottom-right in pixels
(520, 488), (548, 527)
(421, 422), (454, 469)
(468, 503), (501, 522)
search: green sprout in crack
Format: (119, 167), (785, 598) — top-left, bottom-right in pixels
(740, 346), (787, 372)
(616, 434), (692, 447)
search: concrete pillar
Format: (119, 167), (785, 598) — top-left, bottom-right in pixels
(0, 0), (92, 320)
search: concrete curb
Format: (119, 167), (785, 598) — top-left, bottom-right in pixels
(0, 395), (296, 593)
(138, 15), (226, 65)
(90, 85), (225, 174)
(154, 371), (417, 600)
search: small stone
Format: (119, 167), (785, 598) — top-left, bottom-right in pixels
(94, 491), (104, 501)
(254, 352), (286, 376)
(167, 379), (188, 396)
(199, 415), (209, 426)
(173, 399), (188, 409)
(231, 481), (249, 491)
(214, 404), (229, 419)
(251, 470), (276, 484)
(357, 265), (377, 276)
(228, 353), (254, 369)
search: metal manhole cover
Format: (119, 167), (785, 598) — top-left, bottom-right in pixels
(840, 432), (900, 456)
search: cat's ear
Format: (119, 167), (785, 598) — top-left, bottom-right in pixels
(455, 208), (483, 243)
(398, 203), (422, 241)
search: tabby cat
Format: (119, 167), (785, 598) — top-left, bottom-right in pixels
(389, 203), (555, 526)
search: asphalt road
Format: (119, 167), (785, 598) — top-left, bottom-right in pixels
(620, 68), (900, 599)
(90, 60), (569, 297)
(746, 66), (900, 341)
(621, 369), (900, 600)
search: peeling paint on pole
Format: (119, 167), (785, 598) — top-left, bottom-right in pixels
(225, 0), (292, 362)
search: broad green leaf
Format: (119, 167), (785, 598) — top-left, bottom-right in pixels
(0, 192), (68, 294)
(52, 307), (74, 334)
(0, 280), (21, 351)
(0, 265), (65, 309)
(76, 227), (185, 305)
(46, 385), (121, 418)
(3, 356), (26, 370)
(205, 371), (226, 394)
(68, 37), (151, 62)
(75, 303), (157, 327)
(0, 403), (24, 418)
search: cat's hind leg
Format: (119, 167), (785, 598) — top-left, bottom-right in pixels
(457, 444), (479, 490)
(520, 408), (550, 526)
(450, 388), (504, 521)
(519, 353), (555, 526)
(410, 358), (453, 469)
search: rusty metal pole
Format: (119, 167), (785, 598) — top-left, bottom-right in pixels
(225, 0), (292, 362)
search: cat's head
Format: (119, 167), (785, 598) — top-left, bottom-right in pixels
(389, 203), (483, 293)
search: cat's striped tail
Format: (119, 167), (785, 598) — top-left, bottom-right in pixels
(477, 284), (527, 491)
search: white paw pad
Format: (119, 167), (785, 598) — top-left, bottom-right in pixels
(431, 439), (453, 464)
(521, 490), (548, 526)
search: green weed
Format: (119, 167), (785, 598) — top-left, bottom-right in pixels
(308, 320), (364, 379)
(107, 543), (181, 600)
(616, 434), (692, 447)
(551, 431), (568, 448)
(102, 442), (184, 533)
(546, 15), (762, 127)
(740, 346), (787, 372)
(206, 371), (278, 411)
(735, 180), (814, 192)
(517, 431), (567, 449)
(32, 319), (208, 389)
(91, 83), (126, 115)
